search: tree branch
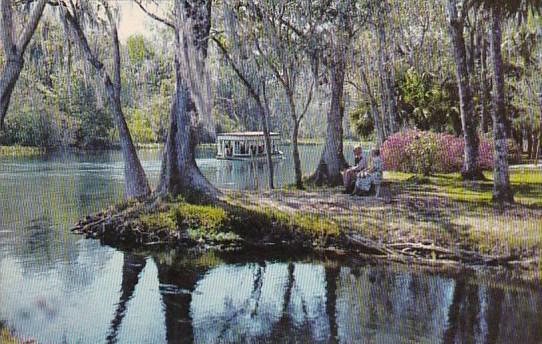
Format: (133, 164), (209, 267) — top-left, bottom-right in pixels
(59, 2), (104, 73)
(212, 36), (262, 106)
(134, 0), (174, 29)
(299, 79), (315, 121)
(16, 0), (47, 56)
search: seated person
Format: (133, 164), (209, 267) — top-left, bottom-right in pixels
(342, 146), (366, 193)
(353, 148), (383, 196)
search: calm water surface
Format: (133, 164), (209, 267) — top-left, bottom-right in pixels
(1, 145), (541, 343)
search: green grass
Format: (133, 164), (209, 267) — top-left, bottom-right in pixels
(0, 145), (42, 156)
(134, 196), (341, 247)
(368, 169), (542, 255)
(385, 169), (542, 206)
(231, 168), (542, 259)
(115, 168), (542, 263)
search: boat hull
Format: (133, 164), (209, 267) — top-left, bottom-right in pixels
(216, 153), (284, 161)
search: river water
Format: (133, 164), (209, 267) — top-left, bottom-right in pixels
(1, 146), (541, 343)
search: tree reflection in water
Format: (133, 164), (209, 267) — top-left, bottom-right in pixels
(106, 253), (147, 344)
(103, 251), (542, 344)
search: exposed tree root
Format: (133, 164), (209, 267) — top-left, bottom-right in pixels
(347, 234), (519, 266)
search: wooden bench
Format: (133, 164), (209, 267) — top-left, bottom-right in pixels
(374, 179), (392, 204)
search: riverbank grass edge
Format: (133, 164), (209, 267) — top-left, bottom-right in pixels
(72, 168), (542, 273)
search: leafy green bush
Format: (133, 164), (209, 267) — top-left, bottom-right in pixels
(0, 109), (60, 148)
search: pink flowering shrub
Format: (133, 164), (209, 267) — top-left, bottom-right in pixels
(381, 129), (519, 174)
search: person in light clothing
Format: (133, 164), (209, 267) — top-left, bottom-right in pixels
(342, 146), (366, 193)
(353, 149), (383, 196)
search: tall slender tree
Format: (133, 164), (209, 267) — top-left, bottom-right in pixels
(446, 0), (484, 180)
(0, 0), (47, 129)
(476, 0), (542, 203)
(488, 4), (514, 203)
(375, 0), (399, 136)
(59, 1), (151, 198)
(249, 0), (315, 190)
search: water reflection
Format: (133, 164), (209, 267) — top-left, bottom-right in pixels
(1, 146), (542, 343)
(147, 252), (542, 344)
(106, 253), (147, 344)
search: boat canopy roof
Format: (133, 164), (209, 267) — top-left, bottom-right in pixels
(217, 131), (280, 139)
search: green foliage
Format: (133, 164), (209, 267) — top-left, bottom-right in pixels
(0, 109), (59, 148)
(126, 108), (156, 144)
(349, 101), (374, 139)
(397, 68), (460, 133)
(75, 108), (115, 149)
(126, 34), (155, 65)
(0, 145), (42, 156)
(404, 132), (438, 176)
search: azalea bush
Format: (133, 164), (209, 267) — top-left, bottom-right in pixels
(381, 130), (521, 175)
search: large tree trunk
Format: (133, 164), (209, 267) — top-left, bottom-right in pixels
(447, 1), (484, 180)
(489, 7), (514, 203)
(157, 44), (218, 202)
(111, 96), (152, 198)
(108, 8), (151, 198)
(310, 54), (348, 186)
(61, 5), (150, 199)
(157, 0), (218, 202)
(0, 0), (47, 129)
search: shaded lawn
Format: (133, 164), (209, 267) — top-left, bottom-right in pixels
(228, 169), (542, 257)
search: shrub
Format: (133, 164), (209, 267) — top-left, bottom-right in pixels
(381, 129), (517, 175)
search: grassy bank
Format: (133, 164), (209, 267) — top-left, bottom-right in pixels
(72, 193), (341, 253)
(0, 145), (42, 157)
(72, 168), (542, 274)
(232, 168), (542, 262)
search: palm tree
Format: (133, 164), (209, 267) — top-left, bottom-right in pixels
(474, 0), (541, 203)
